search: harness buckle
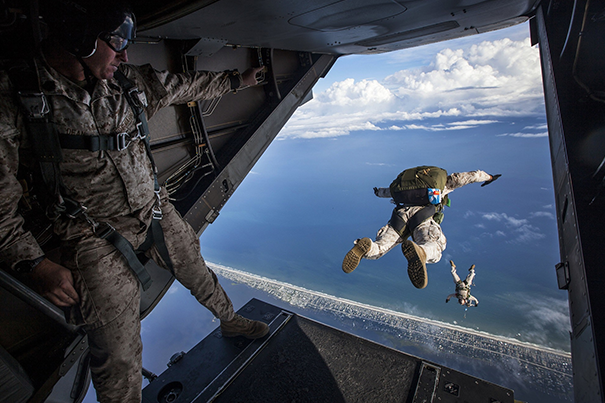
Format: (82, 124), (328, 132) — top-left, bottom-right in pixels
(64, 199), (87, 219)
(115, 132), (130, 151)
(152, 189), (162, 220)
(95, 222), (116, 239)
(135, 121), (146, 140)
(17, 92), (50, 119)
(127, 87), (148, 110)
(152, 207), (163, 220)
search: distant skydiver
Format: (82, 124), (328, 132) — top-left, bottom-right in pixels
(342, 166), (500, 289)
(446, 260), (479, 307)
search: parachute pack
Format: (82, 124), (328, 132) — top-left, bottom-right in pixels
(389, 166), (448, 206)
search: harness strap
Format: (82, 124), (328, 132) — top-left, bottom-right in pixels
(407, 205), (436, 233)
(58, 130), (139, 151)
(98, 224), (153, 291)
(135, 220), (175, 276)
(112, 70), (160, 191)
(8, 60), (66, 216)
(389, 205), (436, 237)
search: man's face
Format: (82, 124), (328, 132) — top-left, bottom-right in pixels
(83, 39), (128, 80)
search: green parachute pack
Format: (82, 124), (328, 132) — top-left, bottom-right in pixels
(389, 165), (448, 206)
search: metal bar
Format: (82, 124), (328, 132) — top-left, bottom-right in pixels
(0, 269), (78, 333)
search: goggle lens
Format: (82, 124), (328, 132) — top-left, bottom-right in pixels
(103, 34), (129, 52)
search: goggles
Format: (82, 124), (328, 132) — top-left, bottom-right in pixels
(99, 14), (136, 53)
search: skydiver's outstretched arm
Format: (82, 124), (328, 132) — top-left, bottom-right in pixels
(443, 170), (494, 195)
(445, 294), (456, 303)
(468, 296), (479, 307)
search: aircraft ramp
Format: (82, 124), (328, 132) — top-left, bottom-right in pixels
(142, 298), (515, 403)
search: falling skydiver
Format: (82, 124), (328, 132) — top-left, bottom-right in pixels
(342, 166), (500, 289)
(446, 260), (478, 307)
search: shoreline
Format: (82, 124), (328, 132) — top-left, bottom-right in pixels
(209, 262), (570, 358)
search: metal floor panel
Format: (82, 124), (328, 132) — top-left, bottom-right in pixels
(142, 299), (514, 403)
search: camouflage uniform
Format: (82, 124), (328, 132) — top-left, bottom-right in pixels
(364, 170), (492, 263)
(0, 56), (241, 402)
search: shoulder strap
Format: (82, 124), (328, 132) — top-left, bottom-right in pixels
(8, 60), (66, 218)
(113, 69), (160, 196)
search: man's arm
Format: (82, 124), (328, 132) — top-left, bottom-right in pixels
(468, 296), (479, 306)
(0, 77), (45, 267)
(0, 75), (78, 307)
(445, 294), (456, 303)
(443, 170), (495, 195)
(123, 64), (264, 119)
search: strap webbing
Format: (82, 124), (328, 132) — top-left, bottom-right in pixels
(407, 205), (436, 233)
(58, 132), (133, 151)
(136, 220), (175, 276)
(102, 229), (153, 291)
(389, 205), (436, 237)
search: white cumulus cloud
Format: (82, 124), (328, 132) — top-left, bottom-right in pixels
(279, 37), (543, 139)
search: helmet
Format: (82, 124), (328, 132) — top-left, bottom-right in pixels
(42, 0), (136, 58)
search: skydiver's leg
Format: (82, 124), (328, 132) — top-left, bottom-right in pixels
(465, 266), (476, 285)
(343, 223), (402, 273)
(411, 219), (446, 264)
(449, 260), (461, 283)
(63, 235), (143, 403)
(365, 224), (402, 259)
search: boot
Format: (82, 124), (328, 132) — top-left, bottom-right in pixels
(401, 240), (428, 289)
(220, 314), (269, 339)
(469, 264), (475, 272)
(342, 237), (372, 273)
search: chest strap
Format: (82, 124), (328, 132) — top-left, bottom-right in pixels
(58, 129), (141, 151)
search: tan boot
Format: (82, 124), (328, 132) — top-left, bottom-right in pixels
(342, 237), (372, 273)
(220, 314), (269, 339)
(401, 240), (428, 289)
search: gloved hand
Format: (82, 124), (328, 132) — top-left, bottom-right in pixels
(373, 187), (379, 196)
(481, 174), (501, 187)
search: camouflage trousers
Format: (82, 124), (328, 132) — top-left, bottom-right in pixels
(62, 201), (235, 403)
(364, 217), (447, 264)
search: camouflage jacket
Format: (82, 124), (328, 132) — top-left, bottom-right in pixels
(0, 56), (238, 269)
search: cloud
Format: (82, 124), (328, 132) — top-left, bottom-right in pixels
(497, 132), (548, 138)
(508, 295), (571, 347)
(530, 211), (555, 219)
(481, 212), (527, 227)
(480, 212), (547, 243)
(389, 119), (499, 132)
(279, 37), (544, 139)
(523, 123), (548, 130)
